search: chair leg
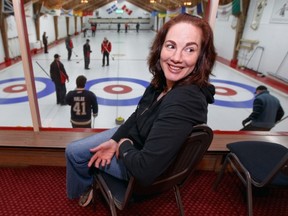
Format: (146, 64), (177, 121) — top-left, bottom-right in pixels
(246, 177), (253, 216)
(228, 154), (254, 216)
(106, 190), (118, 216)
(214, 153), (255, 216)
(109, 203), (118, 216)
(213, 156), (229, 190)
(173, 186), (185, 216)
(94, 176), (118, 216)
(93, 183), (97, 211)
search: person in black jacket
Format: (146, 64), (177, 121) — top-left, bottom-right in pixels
(240, 85), (284, 131)
(83, 39), (92, 69)
(136, 22), (140, 32)
(42, 32), (48, 53)
(65, 75), (98, 128)
(50, 54), (69, 105)
(65, 13), (217, 207)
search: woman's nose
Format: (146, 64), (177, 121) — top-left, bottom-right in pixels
(170, 50), (182, 62)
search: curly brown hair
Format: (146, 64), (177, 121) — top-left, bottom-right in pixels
(148, 13), (217, 89)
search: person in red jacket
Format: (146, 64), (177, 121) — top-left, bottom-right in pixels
(91, 24), (96, 37)
(65, 35), (73, 61)
(101, 37), (112, 67)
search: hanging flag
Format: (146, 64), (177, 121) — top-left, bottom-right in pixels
(126, 9), (132, 15)
(181, 6), (186, 14)
(111, 4), (117, 11)
(151, 10), (158, 17)
(167, 8), (181, 18)
(217, 2), (232, 21)
(106, 4), (118, 14)
(82, 11), (93, 16)
(158, 12), (166, 18)
(60, 8), (73, 17)
(232, 0), (242, 16)
(40, 2), (61, 16)
(2, 0), (13, 14)
(106, 8), (112, 14)
(185, 6), (197, 16)
(74, 10), (83, 17)
(122, 5), (132, 15)
(197, 2), (203, 15)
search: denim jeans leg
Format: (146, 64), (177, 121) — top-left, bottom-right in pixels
(65, 127), (127, 199)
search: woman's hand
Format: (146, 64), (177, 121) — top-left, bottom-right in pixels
(88, 139), (118, 168)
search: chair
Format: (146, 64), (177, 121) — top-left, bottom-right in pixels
(214, 141), (288, 216)
(93, 124), (213, 216)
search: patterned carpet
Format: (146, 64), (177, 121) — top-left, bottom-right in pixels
(0, 166), (287, 216)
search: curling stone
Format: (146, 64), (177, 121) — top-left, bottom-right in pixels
(115, 116), (125, 125)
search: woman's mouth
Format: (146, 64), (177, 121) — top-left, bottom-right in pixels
(167, 63), (183, 73)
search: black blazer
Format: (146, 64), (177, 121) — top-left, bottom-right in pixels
(50, 60), (68, 84)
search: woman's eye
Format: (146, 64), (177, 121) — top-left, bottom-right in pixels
(166, 44), (175, 49)
(185, 47), (196, 52)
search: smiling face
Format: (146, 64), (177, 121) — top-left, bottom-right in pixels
(160, 22), (202, 89)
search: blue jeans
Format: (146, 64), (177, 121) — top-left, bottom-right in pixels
(65, 127), (129, 199)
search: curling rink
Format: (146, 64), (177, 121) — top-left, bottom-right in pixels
(0, 30), (287, 131)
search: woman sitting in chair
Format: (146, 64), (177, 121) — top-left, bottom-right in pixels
(65, 13), (217, 207)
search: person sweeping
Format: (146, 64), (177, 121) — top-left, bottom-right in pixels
(101, 37), (112, 67)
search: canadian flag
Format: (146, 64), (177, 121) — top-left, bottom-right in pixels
(121, 5), (133, 15)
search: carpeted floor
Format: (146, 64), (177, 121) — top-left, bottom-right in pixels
(0, 166), (287, 216)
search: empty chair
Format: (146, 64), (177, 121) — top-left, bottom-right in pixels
(93, 124), (213, 216)
(214, 141), (288, 216)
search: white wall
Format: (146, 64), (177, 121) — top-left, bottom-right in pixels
(242, 0), (288, 81)
(39, 14), (56, 46)
(5, 3), (38, 58)
(214, 15), (237, 61)
(214, 0), (288, 81)
(76, 17), (81, 33)
(6, 15), (21, 58)
(0, 32), (4, 63)
(58, 16), (67, 39)
(68, 17), (75, 36)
